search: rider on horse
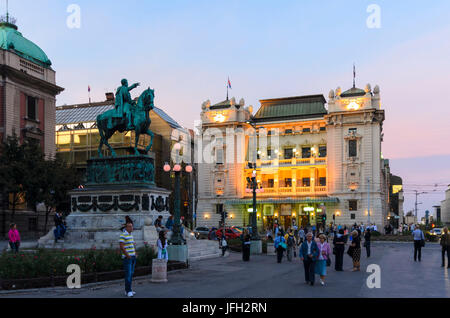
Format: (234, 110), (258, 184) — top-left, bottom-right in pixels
(109, 79), (140, 130)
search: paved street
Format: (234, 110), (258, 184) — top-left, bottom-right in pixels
(1, 242), (449, 298)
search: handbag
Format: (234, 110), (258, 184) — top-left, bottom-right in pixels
(420, 239), (425, 247)
(280, 242), (287, 250)
(347, 246), (354, 257)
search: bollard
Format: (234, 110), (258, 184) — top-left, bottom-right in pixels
(151, 258), (168, 283)
(266, 242), (276, 256)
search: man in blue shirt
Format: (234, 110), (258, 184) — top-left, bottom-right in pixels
(412, 225), (425, 262)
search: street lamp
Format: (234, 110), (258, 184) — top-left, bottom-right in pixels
(163, 162), (193, 245)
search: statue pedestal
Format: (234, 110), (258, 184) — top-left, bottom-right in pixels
(167, 244), (188, 263)
(38, 155), (171, 250)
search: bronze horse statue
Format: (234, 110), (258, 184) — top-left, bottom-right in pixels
(96, 88), (155, 157)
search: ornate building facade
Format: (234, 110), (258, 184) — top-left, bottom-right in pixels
(196, 83), (391, 231)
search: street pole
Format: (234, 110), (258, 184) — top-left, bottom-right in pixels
(170, 170), (184, 245)
(251, 171), (257, 239)
(367, 178), (371, 225)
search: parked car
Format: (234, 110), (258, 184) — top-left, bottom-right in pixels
(216, 227), (242, 240)
(193, 226), (210, 239)
(429, 228), (443, 236)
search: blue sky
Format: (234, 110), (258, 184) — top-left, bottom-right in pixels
(8, 0), (450, 219)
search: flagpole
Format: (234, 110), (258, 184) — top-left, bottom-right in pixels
(226, 84), (228, 101)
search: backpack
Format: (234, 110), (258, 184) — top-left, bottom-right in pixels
(287, 235), (295, 247)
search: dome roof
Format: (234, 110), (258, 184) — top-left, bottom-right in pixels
(340, 86), (366, 98)
(0, 22), (52, 68)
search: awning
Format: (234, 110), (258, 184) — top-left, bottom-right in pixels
(224, 197), (340, 205)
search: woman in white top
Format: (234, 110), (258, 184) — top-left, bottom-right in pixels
(157, 230), (168, 260)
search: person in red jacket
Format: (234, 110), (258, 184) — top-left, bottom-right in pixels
(8, 223), (21, 253)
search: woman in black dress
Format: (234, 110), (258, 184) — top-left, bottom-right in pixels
(351, 230), (361, 271)
(333, 229), (346, 271)
(242, 229), (251, 261)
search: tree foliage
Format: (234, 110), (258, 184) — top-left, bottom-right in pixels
(0, 134), (81, 232)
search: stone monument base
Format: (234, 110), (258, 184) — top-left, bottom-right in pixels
(38, 167), (171, 249)
(167, 244), (188, 263)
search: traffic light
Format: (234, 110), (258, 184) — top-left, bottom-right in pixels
(321, 214), (327, 223)
(220, 211), (228, 222)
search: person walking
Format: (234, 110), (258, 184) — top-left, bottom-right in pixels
(286, 230), (295, 261)
(8, 223), (20, 254)
(364, 227), (371, 257)
(315, 234), (331, 286)
(333, 229), (346, 271)
(299, 232), (319, 286)
(242, 229), (251, 261)
(350, 230), (361, 271)
(440, 227), (450, 268)
(119, 219), (137, 297)
(274, 232), (286, 263)
(298, 227), (305, 244)
(412, 225), (425, 262)
(221, 236), (228, 257)
(157, 230), (168, 260)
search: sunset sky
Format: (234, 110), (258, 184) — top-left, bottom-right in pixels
(10, 0), (450, 219)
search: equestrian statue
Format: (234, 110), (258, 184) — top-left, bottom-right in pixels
(97, 79), (155, 157)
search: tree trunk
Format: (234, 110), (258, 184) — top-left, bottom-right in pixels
(11, 192), (17, 223)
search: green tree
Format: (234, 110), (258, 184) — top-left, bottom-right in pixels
(39, 157), (81, 231)
(0, 134), (27, 234)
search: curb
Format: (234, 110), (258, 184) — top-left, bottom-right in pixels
(0, 267), (189, 296)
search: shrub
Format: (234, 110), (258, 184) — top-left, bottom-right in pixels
(0, 246), (156, 280)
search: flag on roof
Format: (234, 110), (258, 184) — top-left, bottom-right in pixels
(227, 77), (232, 89)
(88, 85), (91, 92)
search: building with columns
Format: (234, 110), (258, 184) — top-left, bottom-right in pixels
(0, 17), (64, 238)
(196, 83), (392, 232)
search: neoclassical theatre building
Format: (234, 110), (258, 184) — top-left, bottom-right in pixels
(196, 83), (391, 232)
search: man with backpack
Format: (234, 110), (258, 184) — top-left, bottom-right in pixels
(286, 230), (296, 261)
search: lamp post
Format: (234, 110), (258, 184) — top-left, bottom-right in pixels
(164, 162), (193, 245)
(245, 118), (263, 253)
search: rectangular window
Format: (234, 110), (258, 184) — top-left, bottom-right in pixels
(302, 178), (310, 187)
(268, 179), (274, 188)
(284, 129), (292, 134)
(349, 200), (358, 211)
(350, 213), (356, 220)
(27, 96), (37, 120)
(267, 149), (272, 158)
(302, 128), (311, 133)
(216, 204), (224, 214)
(349, 140), (357, 157)
(216, 148), (224, 164)
(284, 178), (292, 187)
(319, 177), (326, 186)
(319, 146), (327, 158)
(284, 148), (293, 159)
(349, 128), (357, 133)
(320, 127), (326, 132)
(302, 147), (311, 158)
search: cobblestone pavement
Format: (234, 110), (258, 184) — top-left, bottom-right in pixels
(1, 242), (448, 298)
